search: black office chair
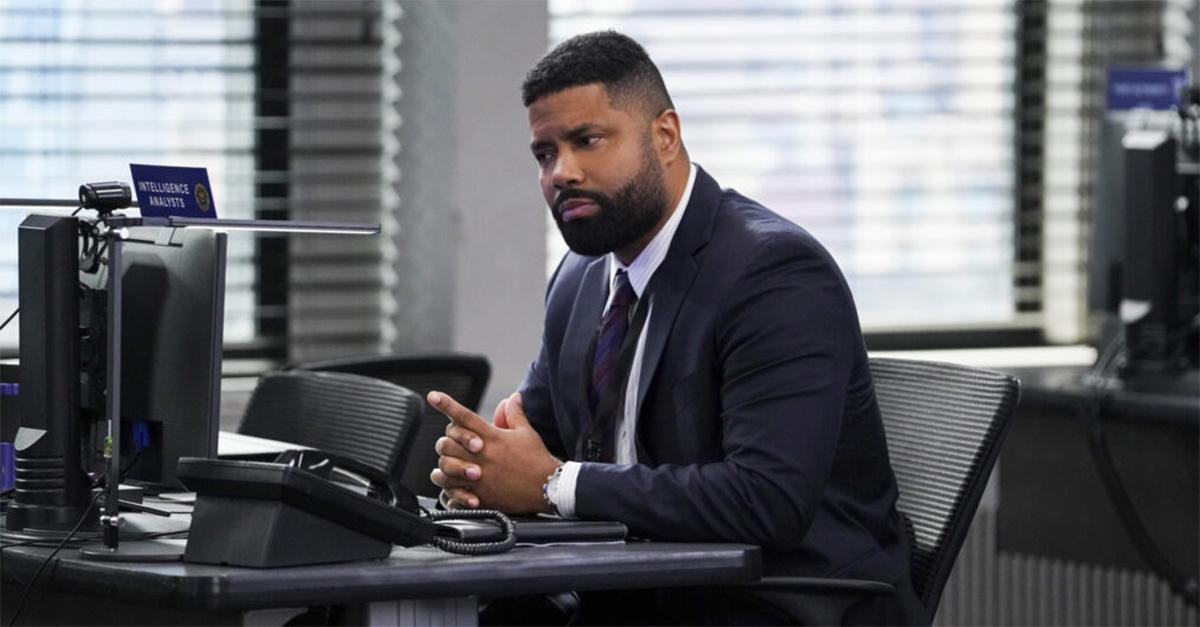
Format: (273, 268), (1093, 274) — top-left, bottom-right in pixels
(237, 370), (425, 491)
(745, 357), (1020, 622)
(284, 353), (491, 497)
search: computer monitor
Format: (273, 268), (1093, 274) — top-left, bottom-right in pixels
(1118, 131), (1194, 373)
(1087, 111), (1199, 376)
(10, 215), (91, 531)
(83, 225), (227, 488)
(8, 215), (225, 532)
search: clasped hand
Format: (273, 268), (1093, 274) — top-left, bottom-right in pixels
(428, 391), (561, 514)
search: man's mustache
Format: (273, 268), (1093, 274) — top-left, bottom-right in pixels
(553, 189), (609, 216)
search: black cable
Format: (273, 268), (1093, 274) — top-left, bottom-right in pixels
(428, 509), (518, 555)
(119, 450), (143, 483)
(1075, 333), (1199, 609)
(0, 527), (104, 547)
(6, 490), (103, 627)
(0, 307), (17, 331)
(1075, 397), (1199, 608)
(1, 530), (99, 547)
(1, 528), (188, 550)
(2, 207), (87, 331)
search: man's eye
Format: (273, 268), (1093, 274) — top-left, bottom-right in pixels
(579, 135), (602, 147)
(534, 151), (554, 164)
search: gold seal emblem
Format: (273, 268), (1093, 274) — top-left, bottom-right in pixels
(195, 183), (211, 213)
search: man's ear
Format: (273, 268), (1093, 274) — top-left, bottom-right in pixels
(651, 109), (683, 165)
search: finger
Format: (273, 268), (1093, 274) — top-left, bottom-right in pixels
(428, 391), (491, 434)
(430, 468), (474, 490)
(445, 487), (480, 509)
(435, 436), (473, 460)
(502, 391), (532, 429)
(438, 454), (482, 481)
(494, 398), (511, 430)
(444, 423), (484, 453)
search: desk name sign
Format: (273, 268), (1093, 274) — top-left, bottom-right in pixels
(1106, 67), (1189, 112)
(124, 164), (378, 236)
(129, 163), (216, 218)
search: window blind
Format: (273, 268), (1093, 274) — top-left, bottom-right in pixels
(0, 0), (258, 348)
(283, 0), (391, 361)
(548, 0), (1021, 332)
(1035, 0), (1195, 343)
(0, 0), (396, 360)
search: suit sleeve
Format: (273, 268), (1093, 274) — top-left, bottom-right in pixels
(573, 238), (854, 551)
(518, 253), (569, 460)
(518, 339), (567, 460)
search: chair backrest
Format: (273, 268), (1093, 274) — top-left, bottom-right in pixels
(868, 357), (1020, 617)
(238, 370), (424, 488)
(284, 353), (491, 497)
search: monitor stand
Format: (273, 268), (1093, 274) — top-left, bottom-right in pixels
(77, 510), (190, 562)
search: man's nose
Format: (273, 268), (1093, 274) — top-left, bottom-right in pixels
(551, 151), (583, 189)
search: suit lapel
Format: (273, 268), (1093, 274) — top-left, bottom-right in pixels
(634, 167), (721, 424)
(557, 255), (608, 457)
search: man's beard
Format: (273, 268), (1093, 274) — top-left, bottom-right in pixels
(551, 149), (667, 257)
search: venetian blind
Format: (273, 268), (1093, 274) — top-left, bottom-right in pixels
(548, 0), (1022, 332)
(1036, 0), (1196, 343)
(0, 0), (257, 348)
(0, 0), (396, 360)
(282, 0), (393, 361)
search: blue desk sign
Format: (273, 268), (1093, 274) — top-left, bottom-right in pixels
(1106, 67), (1189, 112)
(129, 164), (217, 218)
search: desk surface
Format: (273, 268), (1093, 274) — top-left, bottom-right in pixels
(3, 434), (760, 615)
(998, 364), (1199, 574)
(1008, 364), (1199, 426)
(217, 430), (311, 458)
(1, 538), (761, 612)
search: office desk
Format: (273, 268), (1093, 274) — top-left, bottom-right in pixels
(997, 365), (1198, 575)
(1, 534), (760, 625)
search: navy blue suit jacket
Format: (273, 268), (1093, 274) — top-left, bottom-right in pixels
(520, 167), (923, 623)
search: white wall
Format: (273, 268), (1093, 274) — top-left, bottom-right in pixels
(394, 1), (549, 414)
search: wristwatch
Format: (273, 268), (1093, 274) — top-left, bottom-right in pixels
(542, 464), (564, 516)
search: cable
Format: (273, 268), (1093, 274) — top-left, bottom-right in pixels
(0, 528), (102, 549)
(428, 509), (518, 555)
(1075, 397), (1199, 608)
(0, 451), (142, 551)
(1075, 333), (1199, 609)
(1, 206), (85, 332)
(0, 307), (17, 331)
(118, 450), (143, 483)
(6, 490), (103, 627)
(0, 527), (188, 551)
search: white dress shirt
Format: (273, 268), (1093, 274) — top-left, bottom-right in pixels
(551, 163), (697, 518)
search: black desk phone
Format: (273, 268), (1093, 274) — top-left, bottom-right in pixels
(176, 450), (515, 567)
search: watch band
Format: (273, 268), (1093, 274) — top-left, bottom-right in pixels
(542, 464), (564, 516)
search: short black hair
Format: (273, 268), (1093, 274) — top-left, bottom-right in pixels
(521, 30), (674, 117)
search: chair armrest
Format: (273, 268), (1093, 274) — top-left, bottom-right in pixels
(742, 576), (896, 596)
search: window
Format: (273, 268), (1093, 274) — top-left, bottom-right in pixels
(0, 0), (394, 361)
(0, 0), (257, 349)
(548, 0), (1021, 334)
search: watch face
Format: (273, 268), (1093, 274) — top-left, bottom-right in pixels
(544, 465), (565, 515)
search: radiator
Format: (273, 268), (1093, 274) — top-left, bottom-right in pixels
(935, 507), (1199, 626)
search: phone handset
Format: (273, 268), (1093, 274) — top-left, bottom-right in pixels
(272, 449), (516, 556)
(273, 449), (420, 513)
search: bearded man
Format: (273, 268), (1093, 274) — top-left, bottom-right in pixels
(427, 30), (925, 626)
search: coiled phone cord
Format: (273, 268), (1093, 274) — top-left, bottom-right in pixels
(428, 509), (517, 555)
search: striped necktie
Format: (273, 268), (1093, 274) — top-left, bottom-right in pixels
(589, 269), (638, 417)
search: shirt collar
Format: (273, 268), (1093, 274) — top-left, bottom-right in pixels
(607, 162), (697, 302)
